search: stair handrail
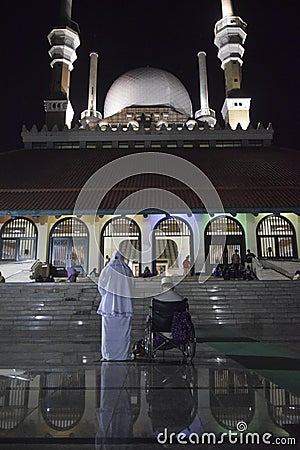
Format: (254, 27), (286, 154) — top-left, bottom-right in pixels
(258, 258), (292, 279)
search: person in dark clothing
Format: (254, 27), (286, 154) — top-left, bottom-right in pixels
(245, 249), (256, 262)
(231, 249), (241, 279)
(142, 266), (153, 278)
(242, 265), (254, 281)
(222, 265), (231, 280)
(245, 249), (256, 271)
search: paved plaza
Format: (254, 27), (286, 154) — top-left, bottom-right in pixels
(0, 280), (300, 449)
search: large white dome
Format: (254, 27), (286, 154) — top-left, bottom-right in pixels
(103, 67), (193, 118)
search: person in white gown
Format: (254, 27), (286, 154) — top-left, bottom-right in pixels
(97, 251), (134, 361)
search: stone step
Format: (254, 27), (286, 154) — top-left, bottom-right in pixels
(1, 281), (300, 345)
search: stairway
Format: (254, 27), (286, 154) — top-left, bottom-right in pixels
(175, 279), (300, 342)
(0, 279), (300, 366)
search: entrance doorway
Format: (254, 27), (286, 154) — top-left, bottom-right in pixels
(205, 216), (245, 273)
(49, 218), (89, 275)
(153, 217), (193, 276)
(100, 217), (141, 275)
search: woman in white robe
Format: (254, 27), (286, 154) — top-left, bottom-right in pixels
(97, 251), (134, 361)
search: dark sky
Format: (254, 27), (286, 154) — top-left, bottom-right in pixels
(1, 0), (299, 151)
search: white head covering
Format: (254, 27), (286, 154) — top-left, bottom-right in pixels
(153, 275), (183, 302)
(161, 276), (174, 288)
(98, 251), (134, 297)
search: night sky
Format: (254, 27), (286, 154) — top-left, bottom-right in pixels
(1, 0), (299, 151)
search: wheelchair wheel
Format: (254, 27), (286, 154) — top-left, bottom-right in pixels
(145, 318), (154, 361)
(183, 325), (196, 363)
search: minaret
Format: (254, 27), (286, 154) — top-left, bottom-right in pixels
(214, 0), (251, 129)
(195, 52), (216, 127)
(80, 52), (102, 128)
(44, 0), (80, 129)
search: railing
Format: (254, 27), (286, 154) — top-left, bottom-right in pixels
(259, 259), (293, 280)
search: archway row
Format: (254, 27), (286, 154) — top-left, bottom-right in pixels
(0, 215), (298, 275)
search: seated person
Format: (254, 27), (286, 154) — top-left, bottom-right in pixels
(152, 277), (189, 342)
(222, 265), (231, 280)
(242, 264), (254, 281)
(212, 260), (222, 277)
(142, 266), (153, 278)
(89, 267), (99, 278)
(67, 267), (79, 282)
(155, 276), (183, 302)
(293, 270), (300, 280)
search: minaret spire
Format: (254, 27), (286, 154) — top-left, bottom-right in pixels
(221, 0), (234, 17)
(81, 52), (102, 128)
(195, 52), (216, 127)
(60, 0), (72, 24)
(44, 0), (80, 129)
(214, 0), (251, 129)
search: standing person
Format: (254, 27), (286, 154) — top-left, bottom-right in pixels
(97, 251), (134, 361)
(245, 249), (256, 272)
(0, 272), (5, 283)
(104, 255), (111, 266)
(182, 255), (192, 277)
(231, 249), (241, 279)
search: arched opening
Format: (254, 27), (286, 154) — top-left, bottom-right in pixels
(205, 216), (245, 273)
(0, 376), (29, 430)
(257, 215), (297, 259)
(49, 217), (89, 276)
(153, 217), (193, 276)
(40, 372), (85, 431)
(265, 380), (300, 428)
(100, 217), (141, 276)
(0, 217), (37, 261)
(210, 369), (255, 429)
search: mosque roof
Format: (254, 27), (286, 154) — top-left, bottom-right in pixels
(0, 146), (299, 215)
(103, 67), (193, 118)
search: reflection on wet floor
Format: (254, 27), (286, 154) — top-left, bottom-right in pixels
(0, 354), (299, 449)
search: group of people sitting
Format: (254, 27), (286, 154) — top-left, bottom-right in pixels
(212, 249), (256, 281)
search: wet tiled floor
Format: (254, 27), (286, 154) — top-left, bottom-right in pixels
(0, 343), (299, 450)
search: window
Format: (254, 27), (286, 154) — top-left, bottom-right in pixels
(151, 142), (161, 148)
(167, 142), (177, 148)
(134, 142), (144, 148)
(0, 218), (37, 261)
(257, 215), (297, 258)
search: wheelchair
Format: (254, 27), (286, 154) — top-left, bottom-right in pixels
(144, 297), (196, 362)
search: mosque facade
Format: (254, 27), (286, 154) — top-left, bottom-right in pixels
(0, 0), (299, 278)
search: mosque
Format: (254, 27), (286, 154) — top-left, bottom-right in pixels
(0, 0), (299, 279)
